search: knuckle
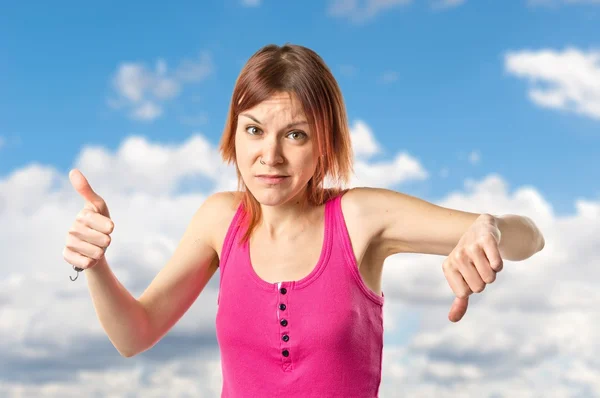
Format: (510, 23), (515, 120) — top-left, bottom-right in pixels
(466, 244), (479, 254)
(453, 249), (465, 261)
(69, 221), (82, 234)
(64, 234), (77, 248)
(477, 238), (489, 247)
(457, 289), (470, 299)
(83, 256), (94, 268)
(484, 234), (496, 244)
(442, 260), (450, 271)
(77, 209), (92, 222)
(479, 213), (494, 223)
(472, 283), (486, 293)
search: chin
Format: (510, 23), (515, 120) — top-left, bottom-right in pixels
(247, 183), (301, 207)
(252, 190), (291, 207)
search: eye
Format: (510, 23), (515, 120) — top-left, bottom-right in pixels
(245, 126), (262, 135)
(288, 131), (307, 140)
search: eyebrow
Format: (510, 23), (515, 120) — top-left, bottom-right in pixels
(240, 113), (309, 129)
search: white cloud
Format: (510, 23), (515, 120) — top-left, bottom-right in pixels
(1, 125), (600, 396)
(109, 53), (213, 122)
(376, 174), (600, 396)
(350, 120), (381, 158)
(347, 120), (428, 187)
(505, 48), (600, 120)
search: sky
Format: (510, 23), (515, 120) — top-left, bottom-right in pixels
(0, 0), (599, 397)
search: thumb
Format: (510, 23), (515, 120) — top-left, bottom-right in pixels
(69, 169), (105, 213)
(448, 296), (469, 323)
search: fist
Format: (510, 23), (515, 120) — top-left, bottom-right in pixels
(63, 169), (114, 272)
(443, 214), (503, 323)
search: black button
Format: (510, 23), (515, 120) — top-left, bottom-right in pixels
(280, 287), (287, 294)
(280, 319), (288, 327)
(282, 349), (289, 357)
(279, 303), (286, 311)
(282, 334), (289, 342)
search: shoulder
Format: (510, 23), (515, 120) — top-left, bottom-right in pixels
(338, 186), (387, 241)
(202, 190), (243, 213)
(338, 186), (383, 218)
(199, 191), (244, 254)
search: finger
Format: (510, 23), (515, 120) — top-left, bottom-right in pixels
(75, 210), (115, 235)
(69, 169), (105, 213)
(457, 256), (486, 294)
(448, 296), (469, 323)
(482, 237), (503, 272)
(470, 245), (496, 284)
(63, 247), (99, 270)
(69, 221), (112, 247)
(65, 234), (107, 260)
(443, 261), (472, 298)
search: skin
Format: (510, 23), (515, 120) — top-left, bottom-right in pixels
(235, 91), (322, 238)
(62, 90), (545, 358)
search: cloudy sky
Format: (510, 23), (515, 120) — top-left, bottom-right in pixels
(1, 0), (599, 397)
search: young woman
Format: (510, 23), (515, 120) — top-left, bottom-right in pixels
(63, 44), (545, 397)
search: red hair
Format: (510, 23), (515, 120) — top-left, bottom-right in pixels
(219, 43), (354, 244)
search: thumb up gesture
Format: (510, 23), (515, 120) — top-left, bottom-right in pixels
(63, 169), (114, 278)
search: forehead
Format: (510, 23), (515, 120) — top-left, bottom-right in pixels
(242, 92), (306, 120)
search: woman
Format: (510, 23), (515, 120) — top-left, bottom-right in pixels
(63, 44), (545, 397)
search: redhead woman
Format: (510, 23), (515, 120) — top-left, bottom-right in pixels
(63, 44), (545, 397)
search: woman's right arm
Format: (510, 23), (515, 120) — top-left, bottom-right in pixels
(64, 169), (230, 357)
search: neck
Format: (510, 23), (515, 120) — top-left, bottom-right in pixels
(258, 193), (315, 240)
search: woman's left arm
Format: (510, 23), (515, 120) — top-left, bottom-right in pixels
(347, 187), (545, 322)
(351, 187), (544, 259)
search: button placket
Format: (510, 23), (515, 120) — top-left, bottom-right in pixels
(277, 282), (292, 369)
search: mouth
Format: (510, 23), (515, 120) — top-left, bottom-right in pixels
(255, 175), (289, 184)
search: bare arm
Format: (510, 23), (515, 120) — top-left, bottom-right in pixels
(348, 187), (544, 259)
(85, 191), (231, 357)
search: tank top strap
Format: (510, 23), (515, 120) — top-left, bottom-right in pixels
(219, 200), (245, 274)
(329, 190), (385, 306)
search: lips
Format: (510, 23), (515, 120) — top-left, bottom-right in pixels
(256, 175), (289, 184)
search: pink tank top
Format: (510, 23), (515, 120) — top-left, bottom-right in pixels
(215, 193), (385, 397)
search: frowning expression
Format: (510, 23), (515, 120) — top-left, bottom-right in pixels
(235, 92), (319, 206)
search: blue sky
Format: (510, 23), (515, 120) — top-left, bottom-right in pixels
(1, 1), (600, 396)
(1, 0), (598, 215)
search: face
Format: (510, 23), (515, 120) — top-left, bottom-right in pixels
(235, 92), (319, 207)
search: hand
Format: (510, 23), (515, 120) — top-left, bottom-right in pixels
(63, 169), (114, 273)
(442, 214), (503, 322)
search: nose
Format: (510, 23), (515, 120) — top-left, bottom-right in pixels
(260, 138), (284, 166)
